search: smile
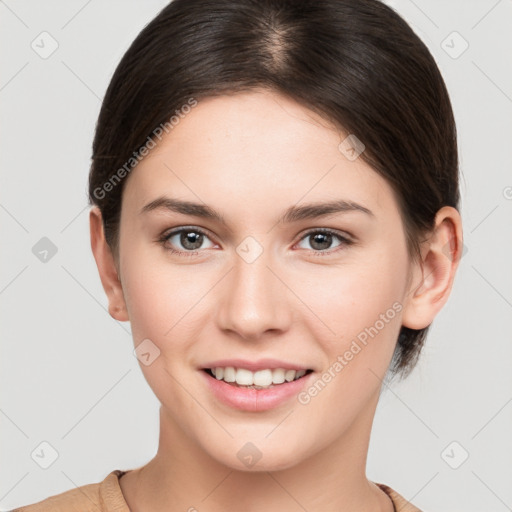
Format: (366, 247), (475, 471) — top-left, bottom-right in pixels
(204, 367), (313, 389)
(201, 363), (315, 411)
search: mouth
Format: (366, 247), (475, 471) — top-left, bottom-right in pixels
(202, 367), (314, 390)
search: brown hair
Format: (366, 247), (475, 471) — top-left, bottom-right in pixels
(88, 0), (460, 380)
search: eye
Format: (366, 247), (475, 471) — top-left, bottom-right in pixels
(296, 229), (353, 254)
(159, 227), (216, 255)
(158, 226), (353, 257)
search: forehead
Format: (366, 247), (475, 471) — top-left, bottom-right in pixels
(122, 89), (399, 222)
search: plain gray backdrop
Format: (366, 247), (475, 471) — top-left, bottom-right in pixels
(1, 1), (511, 510)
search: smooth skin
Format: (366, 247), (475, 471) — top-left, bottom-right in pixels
(90, 89), (463, 512)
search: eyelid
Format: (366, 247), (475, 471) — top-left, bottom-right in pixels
(163, 225), (213, 238)
(297, 227), (354, 242)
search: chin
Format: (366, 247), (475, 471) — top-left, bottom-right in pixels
(205, 436), (310, 473)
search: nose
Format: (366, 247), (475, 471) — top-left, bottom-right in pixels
(216, 247), (293, 341)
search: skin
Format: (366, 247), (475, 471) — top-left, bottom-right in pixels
(90, 89), (463, 512)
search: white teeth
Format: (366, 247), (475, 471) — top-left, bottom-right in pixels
(235, 368), (254, 386)
(209, 367), (309, 387)
(223, 366), (236, 382)
(271, 368), (285, 384)
(253, 369), (273, 387)
(284, 369), (296, 382)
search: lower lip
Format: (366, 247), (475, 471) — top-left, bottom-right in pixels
(201, 370), (313, 412)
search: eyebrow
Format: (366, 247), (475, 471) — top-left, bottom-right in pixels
(139, 196), (374, 224)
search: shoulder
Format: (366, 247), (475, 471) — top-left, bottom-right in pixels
(10, 470), (130, 512)
(376, 482), (424, 512)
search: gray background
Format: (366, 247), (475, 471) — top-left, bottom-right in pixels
(1, 1), (511, 510)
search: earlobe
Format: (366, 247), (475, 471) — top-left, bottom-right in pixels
(89, 207), (129, 322)
(401, 206), (463, 330)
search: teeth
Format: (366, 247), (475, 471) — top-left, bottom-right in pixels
(209, 367), (309, 388)
(253, 369), (272, 387)
(236, 368), (253, 386)
(285, 369), (296, 382)
(223, 367), (236, 382)
(272, 368), (285, 384)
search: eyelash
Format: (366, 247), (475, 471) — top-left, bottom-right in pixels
(158, 226), (354, 258)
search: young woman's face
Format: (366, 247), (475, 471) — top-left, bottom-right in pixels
(116, 89), (416, 470)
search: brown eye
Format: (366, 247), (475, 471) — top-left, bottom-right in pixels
(160, 227), (215, 255)
(297, 229), (353, 254)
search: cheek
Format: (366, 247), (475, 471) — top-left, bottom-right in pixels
(291, 248), (408, 409)
(119, 249), (204, 404)
(292, 257), (406, 442)
(294, 254), (406, 344)
(119, 240), (198, 348)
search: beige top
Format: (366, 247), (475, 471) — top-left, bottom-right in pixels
(12, 469), (423, 511)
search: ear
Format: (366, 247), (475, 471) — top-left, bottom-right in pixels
(401, 206), (463, 330)
(89, 207), (129, 322)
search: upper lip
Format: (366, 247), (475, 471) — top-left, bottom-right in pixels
(201, 358), (312, 372)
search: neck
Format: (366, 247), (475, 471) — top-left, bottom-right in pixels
(120, 392), (393, 512)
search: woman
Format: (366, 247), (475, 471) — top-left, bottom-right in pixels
(13, 0), (463, 510)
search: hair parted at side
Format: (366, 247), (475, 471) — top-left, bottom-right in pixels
(88, 0), (460, 380)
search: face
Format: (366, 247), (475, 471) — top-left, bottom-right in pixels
(114, 89), (416, 471)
